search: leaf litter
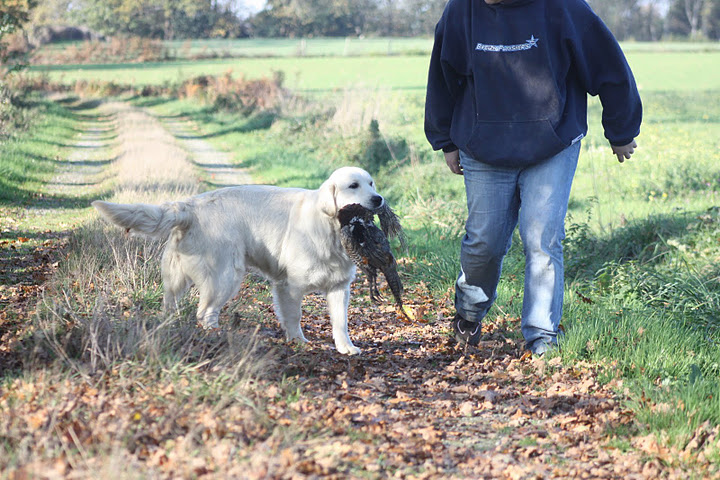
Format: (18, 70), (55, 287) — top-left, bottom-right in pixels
(5, 272), (715, 478)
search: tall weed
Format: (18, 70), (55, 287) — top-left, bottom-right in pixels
(176, 71), (286, 115)
(29, 221), (269, 377)
(356, 119), (409, 174)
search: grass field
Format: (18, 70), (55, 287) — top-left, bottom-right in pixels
(165, 36), (436, 58)
(162, 37), (720, 58)
(3, 38), (720, 475)
(36, 36), (436, 60)
(30, 42), (720, 92)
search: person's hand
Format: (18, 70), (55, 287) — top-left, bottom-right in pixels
(444, 149), (462, 175)
(611, 140), (637, 163)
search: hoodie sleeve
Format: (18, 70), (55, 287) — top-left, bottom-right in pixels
(424, 10), (463, 153)
(567, 3), (642, 146)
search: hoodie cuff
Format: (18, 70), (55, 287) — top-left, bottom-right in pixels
(441, 143), (459, 153)
(609, 137), (634, 147)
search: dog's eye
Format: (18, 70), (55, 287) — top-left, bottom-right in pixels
(349, 183), (359, 189)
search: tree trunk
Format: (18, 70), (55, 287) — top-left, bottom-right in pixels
(685, 0), (706, 36)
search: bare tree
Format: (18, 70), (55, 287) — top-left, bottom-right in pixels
(703, 0), (720, 39)
(588, 0), (642, 40)
(684, 0), (706, 36)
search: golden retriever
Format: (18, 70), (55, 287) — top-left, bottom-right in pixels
(93, 166), (384, 355)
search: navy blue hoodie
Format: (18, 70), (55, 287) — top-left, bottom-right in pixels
(424, 0), (642, 166)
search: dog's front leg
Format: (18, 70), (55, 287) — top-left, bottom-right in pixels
(326, 286), (360, 355)
(273, 282), (308, 344)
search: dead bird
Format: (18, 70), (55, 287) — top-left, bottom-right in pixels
(338, 203), (408, 318)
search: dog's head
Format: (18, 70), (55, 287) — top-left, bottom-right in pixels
(318, 167), (383, 217)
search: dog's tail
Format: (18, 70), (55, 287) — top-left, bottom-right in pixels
(92, 200), (194, 239)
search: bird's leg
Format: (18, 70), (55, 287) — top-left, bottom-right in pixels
(368, 269), (383, 304)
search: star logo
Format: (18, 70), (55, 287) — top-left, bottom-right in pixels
(526, 35), (539, 48)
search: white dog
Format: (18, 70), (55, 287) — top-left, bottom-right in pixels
(93, 166), (384, 355)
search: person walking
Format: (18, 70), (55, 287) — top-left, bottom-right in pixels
(424, 0), (642, 355)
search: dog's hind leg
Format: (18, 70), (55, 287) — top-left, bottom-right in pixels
(196, 267), (244, 329)
(326, 285), (360, 355)
(161, 249), (191, 313)
(163, 278), (191, 313)
(272, 282), (308, 344)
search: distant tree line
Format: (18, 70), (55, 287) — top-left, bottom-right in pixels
(248, 0), (446, 37)
(35, 0), (248, 40)
(591, 0), (720, 40)
(7, 0), (720, 41)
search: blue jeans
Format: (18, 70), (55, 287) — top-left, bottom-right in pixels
(456, 143), (580, 353)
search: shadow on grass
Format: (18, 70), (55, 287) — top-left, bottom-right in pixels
(68, 98), (105, 111)
(55, 157), (117, 167)
(130, 96), (175, 110)
(0, 155), (115, 205)
(0, 98), (118, 206)
(172, 111), (277, 140)
(36, 188), (114, 210)
(41, 97), (116, 122)
(0, 179), (109, 206)
(565, 209), (709, 280)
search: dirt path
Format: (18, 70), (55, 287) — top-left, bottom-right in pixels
(45, 110), (114, 198)
(103, 102), (252, 202)
(246, 287), (662, 479)
(161, 114), (252, 189)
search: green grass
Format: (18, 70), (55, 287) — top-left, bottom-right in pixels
(34, 36), (435, 61)
(569, 91), (720, 233)
(30, 50), (720, 92)
(30, 55), (430, 92)
(164, 36), (435, 58)
(0, 97), (115, 223)
(0, 99), (76, 203)
(36, 38), (720, 61)
(620, 41), (720, 52)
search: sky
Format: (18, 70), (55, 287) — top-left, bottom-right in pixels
(236, 0), (267, 15)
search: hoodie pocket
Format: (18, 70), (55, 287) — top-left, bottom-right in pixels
(465, 119), (568, 167)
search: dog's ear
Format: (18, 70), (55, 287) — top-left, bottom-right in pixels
(318, 179), (338, 217)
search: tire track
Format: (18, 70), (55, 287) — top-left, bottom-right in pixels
(45, 113), (115, 200)
(161, 115), (253, 189)
(102, 102), (252, 203)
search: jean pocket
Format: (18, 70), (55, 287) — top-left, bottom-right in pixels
(465, 119), (568, 167)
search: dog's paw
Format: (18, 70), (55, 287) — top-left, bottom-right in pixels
(288, 335), (309, 345)
(336, 343), (361, 355)
(286, 331), (309, 344)
(198, 319), (220, 329)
